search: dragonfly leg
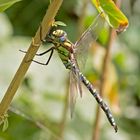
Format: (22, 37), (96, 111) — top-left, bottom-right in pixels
(19, 47), (54, 65)
(19, 49), (28, 54)
(35, 47), (55, 56)
(19, 47), (54, 56)
(31, 48), (54, 65)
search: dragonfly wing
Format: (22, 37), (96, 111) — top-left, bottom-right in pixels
(72, 54), (83, 97)
(69, 58), (83, 117)
(69, 71), (78, 117)
(74, 14), (105, 70)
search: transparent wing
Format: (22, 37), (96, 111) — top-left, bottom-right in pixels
(74, 14), (105, 70)
(69, 71), (78, 117)
(69, 57), (83, 117)
(72, 54), (83, 97)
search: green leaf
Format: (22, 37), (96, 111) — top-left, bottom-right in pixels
(0, 113), (9, 131)
(98, 26), (109, 45)
(92, 0), (129, 33)
(2, 118), (9, 132)
(0, 0), (21, 12)
(54, 21), (67, 26)
(0, 119), (4, 125)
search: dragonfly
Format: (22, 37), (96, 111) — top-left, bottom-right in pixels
(20, 14), (118, 132)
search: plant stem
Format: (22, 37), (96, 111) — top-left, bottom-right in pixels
(78, 0), (89, 36)
(9, 107), (62, 140)
(92, 0), (122, 138)
(92, 28), (116, 140)
(0, 0), (63, 117)
(58, 78), (69, 139)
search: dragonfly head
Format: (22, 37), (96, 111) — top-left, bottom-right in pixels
(50, 29), (68, 43)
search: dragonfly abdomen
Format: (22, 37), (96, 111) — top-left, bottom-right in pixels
(78, 72), (118, 132)
(57, 46), (72, 69)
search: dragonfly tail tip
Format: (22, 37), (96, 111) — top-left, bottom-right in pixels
(114, 125), (118, 133)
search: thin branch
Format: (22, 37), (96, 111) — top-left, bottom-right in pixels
(0, 0), (63, 117)
(92, 0), (122, 138)
(92, 28), (116, 140)
(58, 78), (69, 139)
(78, 0), (89, 36)
(9, 107), (62, 140)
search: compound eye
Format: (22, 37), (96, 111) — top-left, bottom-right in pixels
(60, 36), (66, 42)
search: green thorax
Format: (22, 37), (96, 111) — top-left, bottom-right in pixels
(48, 29), (74, 69)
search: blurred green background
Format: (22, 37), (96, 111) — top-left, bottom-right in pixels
(0, 0), (140, 140)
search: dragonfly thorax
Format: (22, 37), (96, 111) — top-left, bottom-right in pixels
(49, 29), (73, 53)
(51, 29), (67, 43)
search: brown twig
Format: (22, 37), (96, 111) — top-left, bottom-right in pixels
(9, 106), (62, 140)
(92, 1), (121, 139)
(58, 78), (69, 139)
(0, 0), (63, 118)
(92, 28), (116, 140)
(78, 0), (89, 36)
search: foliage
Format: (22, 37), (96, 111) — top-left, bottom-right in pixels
(92, 0), (128, 32)
(0, 113), (9, 132)
(0, 0), (21, 12)
(0, 0), (140, 140)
